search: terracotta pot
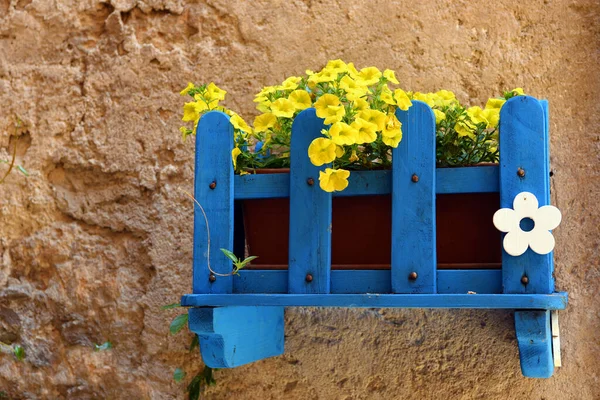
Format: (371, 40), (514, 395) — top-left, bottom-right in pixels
(242, 168), (501, 270)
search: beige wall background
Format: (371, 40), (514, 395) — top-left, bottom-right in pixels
(1, 0), (599, 399)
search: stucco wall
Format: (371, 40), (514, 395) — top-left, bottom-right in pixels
(1, 0), (599, 399)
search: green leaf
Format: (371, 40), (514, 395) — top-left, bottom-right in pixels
(16, 165), (28, 176)
(161, 303), (182, 310)
(173, 368), (186, 383)
(239, 255), (258, 267)
(189, 335), (199, 352)
(170, 314), (189, 335)
(187, 373), (202, 400)
(13, 345), (24, 361)
(203, 366), (216, 386)
(94, 341), (113, 352)
(220, 248), (238, 263)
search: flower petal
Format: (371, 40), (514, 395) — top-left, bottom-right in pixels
(503, 230), (529, 257)
(493, 208), (518, 233)
(534, 205), (562, 231)
(513, 192), (538, 217)
(529, 229), (556, 255)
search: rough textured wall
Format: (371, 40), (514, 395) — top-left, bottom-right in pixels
(0, 0), (599, 399)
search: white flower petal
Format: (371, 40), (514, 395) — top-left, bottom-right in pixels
(534, 205), (562, 231)
(529, 229), (556, 255)
(503, 230), (529, 256)
(493, 208), (518, 232)
(513, 192), (538, 218)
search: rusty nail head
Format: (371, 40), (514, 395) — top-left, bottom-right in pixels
(209, 181), (217, 189)
(411, 174), (419, 183)
(209, 274), (216, 283)
(305, 273), (313, 283)
(517, 168), (525, 178)
(521, 275), (529, 285)
(307, 177), (314, 186)
(408, 271), (418, 280)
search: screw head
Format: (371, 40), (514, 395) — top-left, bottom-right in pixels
(517, 168), (525, 178)
(209, 274), (216, 283)
(307, 177), (314, 186)
(411, 174), (419, 183)
(209, 181), (217, 189)
(521, 275), (529, 285)
(305, 273), (313, 283)
(408, 271), (418, 280)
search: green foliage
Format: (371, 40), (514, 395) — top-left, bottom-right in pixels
(13, 345), (24, 361)
(173, 368), (186, 383)
(161, 303), (182, 310)
(94, 341), (113, 352)
(220, 248), (258, 275)
(170, 314), (189, 335)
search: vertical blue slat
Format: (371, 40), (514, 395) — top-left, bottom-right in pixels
(499, 96), (553, 294)
(288, 108), (332, 294)
(193, 111), (234, 294)
(539, 100), (555, 290)
(391, 101), (437, 293)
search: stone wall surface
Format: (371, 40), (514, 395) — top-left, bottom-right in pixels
(0, 0), (598, 398)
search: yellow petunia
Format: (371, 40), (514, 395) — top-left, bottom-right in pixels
(270, 98), (296, 118)
(325, 59), (348, 74)
(510, 88), (525, 96)
(467, 106), (499, 129)
(357, 109), (386, 131)
(383, 69), (399, 84)
(319, 168), (350, 192)
(256, 99), (272, 113)
(288, 90), (312, 110)
(455, 120), (476, 139)
(309, 69), (338, 85)
(357, 67), (382, 86)
(308, 137), (337, 166)
(380, 86), (396, 106)
(278, 76), (301, 91)
(339, 75), (367, 96)
(231, 147), (242, 169)
(206, 82), (227, 101)
(347, 62), (360, 79)
(381, 114), (403, 147)
(432, 90), (456, 107)
(253, 113), (277, 132)
(182, 101), (206, 122)
(329, 122), (359, 145)
(230, 114), (252, 133)
(314, 94), (345, 124)
(353, 97), (369, 111)
(412, 92), (435, 107)
(352, 118), (378, 144)
(394, 89), (413, 111)
(382, 130), (402, 147)
(180, 82), (195, 96)
(349, 149), (359, 162)
(485, 98), (506, 110)
(433, 109), (446, 124)
(335, 145), (344, 158)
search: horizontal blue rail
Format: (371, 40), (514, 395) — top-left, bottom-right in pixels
(182, 292), (567, 309)
(234, 166), (499, 199)
(233, 270), (502, 294)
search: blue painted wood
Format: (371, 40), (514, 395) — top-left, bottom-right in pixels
(514, 310), (554, 378)
(193, 111), (234, 294)
(233, 269), (502, 294)
(182, 292), (568, 309)
(288, 108), (331, 294)
(499, 96), (553, 294)
(188, 306), (284, 368)
(540, 100), (555, 289)
(392, 101), (437, 293)
(234, 166), (499, 199)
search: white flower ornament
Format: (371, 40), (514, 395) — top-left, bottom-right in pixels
(493, 192), (562, 256)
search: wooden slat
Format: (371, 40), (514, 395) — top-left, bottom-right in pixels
(234, 166), (499, 199)
(515, 310), (554, 377)
(192, 111), (234, 294)
(182, 292), (568, 309)
(499, 96), (553, 294)
(391, 101), (437, 293)
(233, 269), (503, 294)
(288, 108), (331, 293)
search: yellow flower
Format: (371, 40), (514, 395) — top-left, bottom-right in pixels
(412, 92), (435, 107)
(270, 98), (296, 118)
(180, 82), (195, 96)
(256, 99), (272, 113)
(357, 67), (382, 86)
(230, 114), (252, 133)
(393, 89), (413, 111)
(335, 145), (344, 158)
(467, 106), (498, 129)
(309, 69), (337, 85)
(353, 98), (369, 111)
(288, 90), (312, 110)
(484, 108), (500, 128)
(455, 120), (476, 138)
(253, 113), (277, 132)
(349, 149), (359, 162)
(329, 122), (359, 145)
(308, 137), (337, 166)
(182, 101), (205, 122)
(278, 76), (301, 91)
(206, 82), (227, 101)
(433, 90), (456, 107)
(352, 118), (378, 144)
(382, 114), (403, 147)
(383, 69), (399, 84)
(347, 62), (360, 79)
(433, 109), (446, 124)
(325, 59), (348, 74)
(314, 94), (345, 124)
(339, 75), (367, 95)
(380, 86), (396, 105)
(357, 109), (386, 131)
(485, 98), (506, 110)
(510, 87), (525, 96)
(382, 130), (402, 147)
(319, 168), (350, 192)
(231, 147), (242, 169)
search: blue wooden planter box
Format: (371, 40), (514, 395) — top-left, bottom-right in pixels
(181, 96), (567, 378)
